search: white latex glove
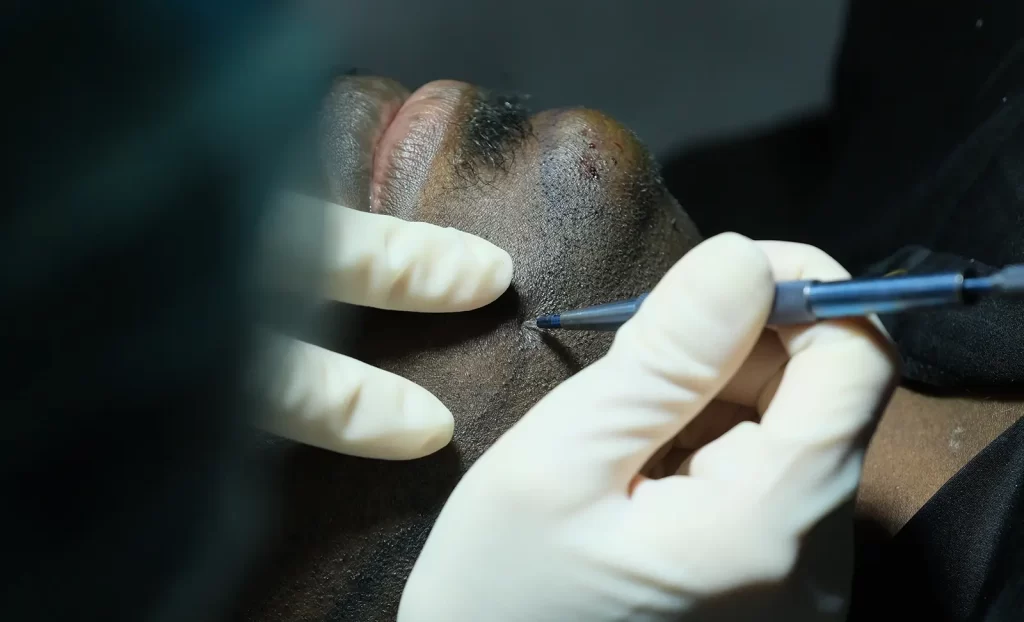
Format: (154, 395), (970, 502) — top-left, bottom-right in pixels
(399, 233), (899, 621)
(257, 193), (513, 460)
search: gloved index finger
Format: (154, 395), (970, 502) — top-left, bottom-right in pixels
(283, 193), (514, 312)
(257, 332), (455, 460)
(754, 241), (898, 441)
(686, 241), (898, 531)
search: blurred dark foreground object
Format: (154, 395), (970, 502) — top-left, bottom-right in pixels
(1, 2), (333, 621)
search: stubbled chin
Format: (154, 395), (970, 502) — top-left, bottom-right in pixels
(370, 80), (470, 213)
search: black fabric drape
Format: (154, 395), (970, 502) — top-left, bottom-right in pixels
(860, 248), (1024, 391)
(817, 3), (1024, 619)
(850, 416), (1024, 622)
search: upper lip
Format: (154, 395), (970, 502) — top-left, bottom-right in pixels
(366, 80), (467, 213)
(368, 100), (405, 213)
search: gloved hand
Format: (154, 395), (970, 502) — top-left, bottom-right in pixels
(399, 233), (899, 621)
(257, 193), (513, 459)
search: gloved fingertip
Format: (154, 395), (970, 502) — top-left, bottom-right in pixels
(639, 232), (774, 332)
(663, 232), (772, 294)
(481, 242), (514, 297)
(597, 232), (777, 396)
(432, 230), (514, 311)
(398, 385), (456, 458)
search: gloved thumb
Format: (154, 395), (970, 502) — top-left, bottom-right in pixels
(503, 233), (775, 498)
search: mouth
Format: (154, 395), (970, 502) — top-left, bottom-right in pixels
(368, 80), (469, 214)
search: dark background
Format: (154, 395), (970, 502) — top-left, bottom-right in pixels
(334, 0), (846, 159)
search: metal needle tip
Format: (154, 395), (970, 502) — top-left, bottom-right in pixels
(535, 315), (560, 329)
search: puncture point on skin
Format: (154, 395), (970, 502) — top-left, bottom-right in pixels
(520, 319), (545, 348)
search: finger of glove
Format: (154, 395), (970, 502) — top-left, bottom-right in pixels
(754, 241), (897, 440)
(688, 242), (897, 530)
(313, 194), (513, 312)
(257, 335), (454, 460)
(673, 399), (759, 451)
(627, 432), (800, 592)
(503, 233), (775, 497)
(715, 330), (788, 409)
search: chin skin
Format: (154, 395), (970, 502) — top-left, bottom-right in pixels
(235, 77), (701, 622)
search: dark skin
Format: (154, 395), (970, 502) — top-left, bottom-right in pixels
(234, 76), (700, 621)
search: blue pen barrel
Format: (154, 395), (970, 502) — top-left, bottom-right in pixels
(556, 293), (649, 330)
(539, 269), (993, 332)
(770, 273), (966, 324)
(783, 273), (965, 323)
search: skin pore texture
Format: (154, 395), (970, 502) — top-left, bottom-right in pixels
(235, 76), (699, 622)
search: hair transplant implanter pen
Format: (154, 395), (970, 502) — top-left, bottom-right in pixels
(530, 264), (1024, 331)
